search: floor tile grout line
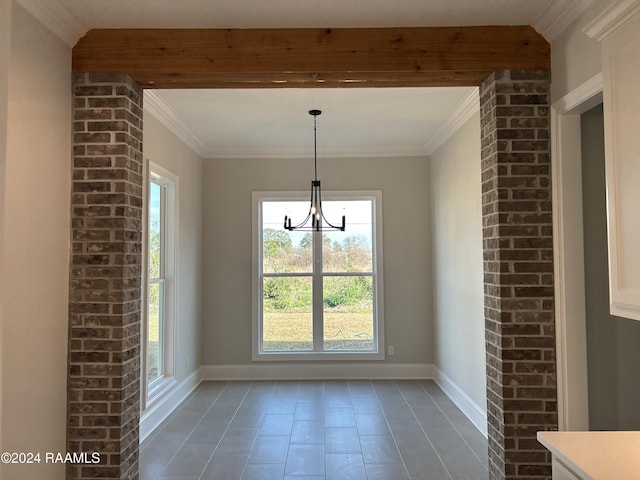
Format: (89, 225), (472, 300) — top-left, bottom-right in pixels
(322, 379), (328, 479)
(235, 381), (264, 480)
(281, 380), (327, 478)
(196, 381), (256, 480)
(395, 380), (455, 480)
(416, 379), (489, 471)
(370, 380), (415, 480)
(148, 381), (229, 476)
(139, 383), (226, 452)
(181, 382), (233, 479)
(348, 378), (380, 480)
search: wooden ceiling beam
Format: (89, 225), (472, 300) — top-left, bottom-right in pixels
(72, 26), (549, 89)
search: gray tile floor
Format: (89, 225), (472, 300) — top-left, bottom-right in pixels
(140, 380), (488, 480)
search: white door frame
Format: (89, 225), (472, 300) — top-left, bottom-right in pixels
(551, 73), (603, 431)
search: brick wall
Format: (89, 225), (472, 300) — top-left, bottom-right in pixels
(68, 73), (143, 480)
(480, 70), (557, 480)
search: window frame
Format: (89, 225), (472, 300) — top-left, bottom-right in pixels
(142, 162), (178, 409)
(252, 190), (385, 361)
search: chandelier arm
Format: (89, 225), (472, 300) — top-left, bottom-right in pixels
(316, 179), (344, 231)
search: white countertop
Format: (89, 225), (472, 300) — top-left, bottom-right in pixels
(537, 431), (640, 480)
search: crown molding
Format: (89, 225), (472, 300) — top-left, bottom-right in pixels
(423, 87), (479, 156)
(204, 145), (427, 160)
(143, 91), (209, 158)
(582, 0), (640, 41)
(533, 0), (596, 42)
(16, 0), (86, 47)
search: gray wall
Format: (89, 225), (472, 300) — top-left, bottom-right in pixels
(581, 104), (640, 430)
(202, 155), (432, 366)
(429, 112), (486, 411)
(143, 112), (204, 381)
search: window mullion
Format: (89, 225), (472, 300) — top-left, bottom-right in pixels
(312, 230), (323, 352)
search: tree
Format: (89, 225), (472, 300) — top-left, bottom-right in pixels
(148, 229), (161, 279)
(299, 233), (312, 249)
(342, 235), (367, 251)
(299, 233), (333, 249)
(263, 228), (292, 258)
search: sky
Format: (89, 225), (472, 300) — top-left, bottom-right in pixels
(262, 199), (374, 249)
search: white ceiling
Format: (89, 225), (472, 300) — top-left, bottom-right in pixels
(18, 0), (592, 159)
(146, 87), (478, 158)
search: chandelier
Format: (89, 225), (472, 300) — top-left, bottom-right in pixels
(283, 109), (346, 232)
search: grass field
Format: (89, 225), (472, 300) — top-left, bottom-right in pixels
(263, 309), (373, 351)
(146, 303), (374, 382)
(147, 300), (160, 383)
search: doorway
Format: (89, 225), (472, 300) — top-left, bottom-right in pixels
(581, 104), (640, 430)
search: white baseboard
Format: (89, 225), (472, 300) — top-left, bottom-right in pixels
(434, 368), (487, 437)
(200, 363), (435, 381)
(139, 369), (201, 442)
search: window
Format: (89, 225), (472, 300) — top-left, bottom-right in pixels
(253, 191), (384, 360)
(143, 164), (177, 404)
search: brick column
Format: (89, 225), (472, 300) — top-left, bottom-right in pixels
(68, 73), (143, 480)
(480, 70), (557, 480)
